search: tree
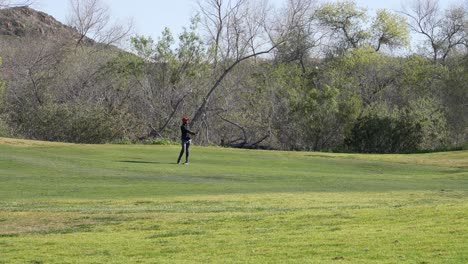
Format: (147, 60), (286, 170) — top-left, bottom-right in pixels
(193, 0), (281, 126)
(0, 36), (66, 110)
(191, 0), (311, 145)
(0, 27), (146, 142)
(399, 54), (443, 102)
(0, 56), (11, 137)
(274, 0), (322, 69)
(327, 46), (401, 109)
(66, 0), (133, 47)
(0, 56), (5, 111)
(402, 0), (467, 63)
(404, 97), (448, 149)
(130, 18), (208, 139)
(371, 9), (409, 51)
(316, 0), (369, 51)
(317, 0), (409, 54)
(0, 57), (4, 101)
(440, 56), (468, 146)
(265, 62), (361, 151)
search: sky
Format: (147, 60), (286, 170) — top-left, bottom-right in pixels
(31, 0), (454, 43)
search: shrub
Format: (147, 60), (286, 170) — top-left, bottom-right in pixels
(111, 138), (135, 144)
(345, 114), (423, 153)
(142, 138), (177, 145)
(0, 117), (12, 137)
(10, 103), (143, 143)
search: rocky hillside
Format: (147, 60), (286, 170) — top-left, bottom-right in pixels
(0, 6), (92, 43)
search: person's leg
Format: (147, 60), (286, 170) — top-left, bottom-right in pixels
(185, 141), (190, 163)
(177, 142), (186, 164)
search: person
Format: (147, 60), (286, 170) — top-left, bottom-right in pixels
(177, 116), (196, 164)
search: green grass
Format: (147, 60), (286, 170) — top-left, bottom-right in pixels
(0, 137), (467, 263)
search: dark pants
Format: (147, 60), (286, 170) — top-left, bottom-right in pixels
(177, 140), (191, 163)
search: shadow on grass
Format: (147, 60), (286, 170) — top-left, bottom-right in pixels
(118, 160), (175, 165)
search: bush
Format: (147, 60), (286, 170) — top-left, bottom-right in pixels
(0, 117), (12, 137)
(345, 96), (450, 153)
(345, 114), (423, 153)
(10, 103), (143, 144)
(111, 138), (135, 144)
(142, 138), (177, 145)
(404, 98), (448, 150)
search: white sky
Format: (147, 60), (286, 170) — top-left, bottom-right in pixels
(31, 0), (455, 43)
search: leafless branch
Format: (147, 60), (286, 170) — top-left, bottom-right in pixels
(66, 0), (133, 47)
(401, 0), (467, 62)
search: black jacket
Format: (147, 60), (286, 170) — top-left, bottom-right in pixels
(181, 123), (195, 141)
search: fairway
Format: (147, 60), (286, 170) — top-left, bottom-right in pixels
(0, 137), (467, 263)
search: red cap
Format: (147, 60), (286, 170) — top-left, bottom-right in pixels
(182, 117), (189, 122)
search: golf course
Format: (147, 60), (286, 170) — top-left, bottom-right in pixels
(0, 137), (467, 263)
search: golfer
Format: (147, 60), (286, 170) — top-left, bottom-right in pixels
(177, 116), (196, 164)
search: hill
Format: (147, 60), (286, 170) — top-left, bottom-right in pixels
(0, 138), (467, 263)
(0, 6), (92, 43)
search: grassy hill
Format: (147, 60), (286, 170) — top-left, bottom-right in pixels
(0, 137), (467, 263)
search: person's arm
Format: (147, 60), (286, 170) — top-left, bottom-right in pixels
(183, 125), (196, 135)
(188, 128), (196, 135)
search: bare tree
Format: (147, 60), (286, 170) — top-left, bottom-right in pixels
(0, 36), (66, 113)
(193, 0), (299, 132)
(192, 0), (270, 136)
(274, 0), (322, 69)
(130, 21), (208, 140)
(66, 0), (133, 47)
(466, 0), (468, 48)
(402, 0), (467, 62)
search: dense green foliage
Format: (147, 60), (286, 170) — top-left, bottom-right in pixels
(0, 0), (466, 152)
(0, 138), (467, 263)
(345, 114), (423, 153)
